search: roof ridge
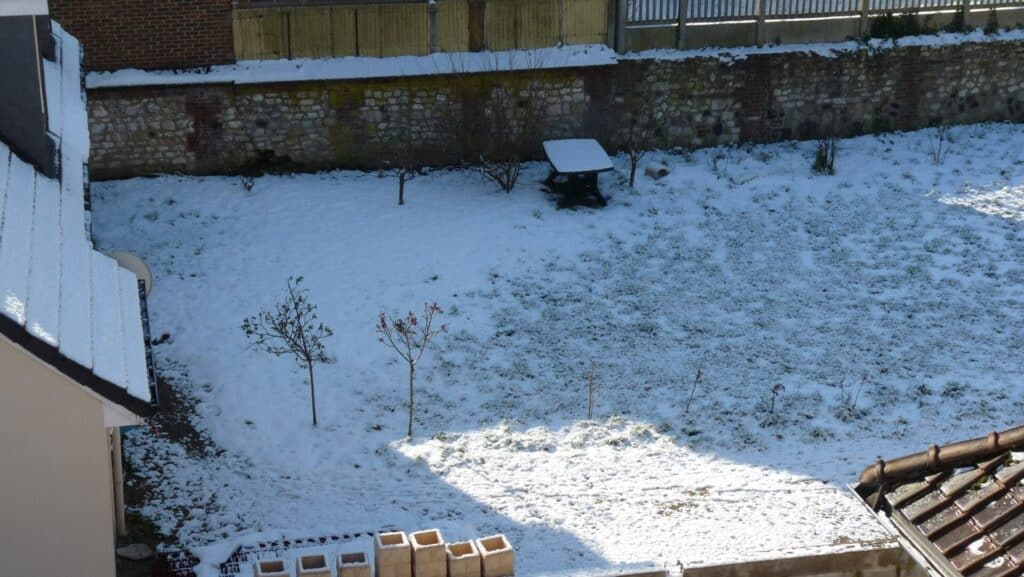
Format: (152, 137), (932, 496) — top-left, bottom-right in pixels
(22, 168), (38, 332)
(858, 425), (1024, 489)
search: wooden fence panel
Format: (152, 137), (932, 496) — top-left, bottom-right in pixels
(233, 8), (288, 60)
(356, 4), (384, 57)
(564, 0), (608, 44)
(330, 6), (359, 57)
(518, 0), (560, 48)
(379, 3), (430, 56)
(485, 0), (518, 50)
(437, 0), (471, 51)
(289, 6), (333, 58)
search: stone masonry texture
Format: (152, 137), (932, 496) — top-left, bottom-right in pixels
(50, 0), (234, 72)
(86, 40), (1024, 179)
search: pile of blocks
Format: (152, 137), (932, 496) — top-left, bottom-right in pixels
(253, 530), (514, 577)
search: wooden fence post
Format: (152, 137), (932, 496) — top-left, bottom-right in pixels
(606, 0), (617, 49)
(676, 0), (688, 49)
(615, 0), (627, 52)
(756, 0), (766, 46)
(558, 0), (565, 45)
(428, 2), (439, 52)
(469, 0), (485, 51)
(859, 0), (869, 37)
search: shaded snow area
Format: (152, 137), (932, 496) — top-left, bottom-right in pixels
(91, 124), (1024, 576)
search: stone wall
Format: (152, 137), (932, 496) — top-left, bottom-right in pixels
(87, 39), (1024, 179)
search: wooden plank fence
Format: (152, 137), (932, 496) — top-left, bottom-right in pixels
(234, 0), (608, 60)
(233, 0), (1024, 60)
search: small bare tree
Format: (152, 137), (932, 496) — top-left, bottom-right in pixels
(241, 276), (335, 427)
(376, 303), (447, 437)
(621, 66), (669, 188)
(377, 81), (441, 205)
(380, 122), (420, 206)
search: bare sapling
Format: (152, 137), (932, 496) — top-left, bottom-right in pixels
(622, 66), (668, 188)
(927, 123), (950, 165)
(683, 366), (703, 414)
(585, 360), (596, 420)
(241, 276), (335, 427)
(376, 303), (447, 437)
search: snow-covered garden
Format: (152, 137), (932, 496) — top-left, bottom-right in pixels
(91, 123), (1024, 576)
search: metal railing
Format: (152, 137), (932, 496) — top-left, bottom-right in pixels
(626, 0), (1017, 25)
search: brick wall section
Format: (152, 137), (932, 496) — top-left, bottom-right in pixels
(49, 0), (234, 72)
(86, 40), (1024, 178)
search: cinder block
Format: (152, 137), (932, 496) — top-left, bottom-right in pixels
(447, 541), (481, 577)
(297, 554), (330, 577)
(254, 559), (290, 577)
(476, 535), (514, 577)
(411, 529), (447, 577)
(339, 552), (372, 577)
(376, 532), (412, 577)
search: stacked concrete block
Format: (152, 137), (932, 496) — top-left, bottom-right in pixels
(411, 529), (447, 577)
(254, 559), (290, 577)
(339, 552), (372, 577)
(476, 535), (514, 577)
(375, 531), (413, 577)
(296, 554), (331, 577)
(446, 541), (481, 577)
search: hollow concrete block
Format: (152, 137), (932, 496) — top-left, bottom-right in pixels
(339, 552), (373, 577)
(476, 535), (514, 577)
(297, 554), (331, 577)
(375, 531), (412, 577)
(254, 559), (290, 577)
(411, 529), (447, 577)
(446, 541), (481, 577)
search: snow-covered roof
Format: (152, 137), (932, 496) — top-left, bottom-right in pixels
(0, 23), (153, 416)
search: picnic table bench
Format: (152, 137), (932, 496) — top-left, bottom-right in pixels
(542, 138), (613, 206)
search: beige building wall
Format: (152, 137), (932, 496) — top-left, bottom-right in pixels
(0, 335), (117, 577)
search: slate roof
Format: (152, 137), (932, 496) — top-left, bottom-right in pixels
(854, 426), (1024, 577)
(0, 22), (154, 416)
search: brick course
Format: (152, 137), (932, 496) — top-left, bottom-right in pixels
(49, 0), (234, 72)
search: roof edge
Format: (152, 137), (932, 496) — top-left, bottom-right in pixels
(0, 312), (155, 418)
(856, 425), (1024, 490)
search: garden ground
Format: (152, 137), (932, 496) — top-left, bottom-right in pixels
(91, 123), (1024, 577)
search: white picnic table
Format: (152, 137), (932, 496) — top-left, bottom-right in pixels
(542, 138), (613, 174)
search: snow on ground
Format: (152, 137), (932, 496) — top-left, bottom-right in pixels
(91, 123), (1024, 576)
